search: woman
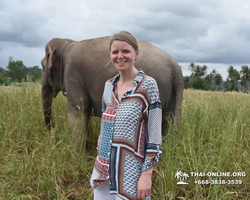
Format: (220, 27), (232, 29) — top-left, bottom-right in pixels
(90, 31), (162, 200)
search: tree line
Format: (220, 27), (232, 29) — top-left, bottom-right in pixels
(0, 57), (42, 85)
(1, 57), (250, 93)
(184, 63), (250, 93)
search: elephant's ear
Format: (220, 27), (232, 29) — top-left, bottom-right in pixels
(47, 46), (54, 70)
(46, 45), (56, 82)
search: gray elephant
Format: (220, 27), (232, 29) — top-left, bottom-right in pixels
(41, 36), (183, 152)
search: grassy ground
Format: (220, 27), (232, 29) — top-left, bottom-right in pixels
(0, 85), (249, 200)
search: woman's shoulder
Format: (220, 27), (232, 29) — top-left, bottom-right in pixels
(105, 73), (119, 85)
(142, 74), (158, 89)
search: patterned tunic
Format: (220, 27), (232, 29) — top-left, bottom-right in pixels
(90, 70), (162, 200)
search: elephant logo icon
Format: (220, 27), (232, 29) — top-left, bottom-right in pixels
(175, 170), (189, 184)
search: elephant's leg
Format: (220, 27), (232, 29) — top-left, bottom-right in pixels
(162, 114), (168, 136)
(84, 104), (93, 149)
(66, 88), (92, 154)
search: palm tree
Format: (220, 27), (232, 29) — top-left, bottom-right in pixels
(211, 69), (217, 77)
(225, 66), (240, 91)
(188, 63), (211, 90)
(214, 73), (223, 86)
(204, 74), (212, 89)
(227, 66), (240, 81)
(201, 65), (208, 77)
(195, 65), (201, 77)
(240, 65), (250, 93)
(188, 63), (196, 76)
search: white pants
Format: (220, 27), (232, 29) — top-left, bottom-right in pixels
(94, 180), (123, 200)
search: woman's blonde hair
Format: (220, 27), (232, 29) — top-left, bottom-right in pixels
(109, 30), (138, 51)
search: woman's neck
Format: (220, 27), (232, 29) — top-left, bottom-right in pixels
(118, 67), (138, 84)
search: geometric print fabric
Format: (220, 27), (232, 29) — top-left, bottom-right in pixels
(113, 101), (142, 143)
(90, 70), (162, 200)
(123, 153), (142, 197)
(99, 121), (114, 159)
(147, 101), (162, 144)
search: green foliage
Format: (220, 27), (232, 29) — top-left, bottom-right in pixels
(0, 67), (6, 74)
(227, 66), (240, 82)
(187, 63), (218, 90)
(204, 74), (212, 89)
(186, 63), (250, 93)
(189, 76), (210, 90)
(183, 76), (190, 89)
(240, 65), (250, 93)
(214, 73), (223, 86)
(188, 63), (208, 78)
(26, 65), (42, 82)
(5, 57), (28, 82)
(0, 86), (249, 199)
(0, 67), (7, 85)
(1, 57), (42, 83)
(224, 66), (241, 92)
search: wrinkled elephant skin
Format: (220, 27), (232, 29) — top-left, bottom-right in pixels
(41, 36), (184, 152)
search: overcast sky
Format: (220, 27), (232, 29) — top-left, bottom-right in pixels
(1, 0), (250, 79)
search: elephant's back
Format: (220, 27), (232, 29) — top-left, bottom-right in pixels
(136, 41), (180, 110)
(67, 36), (180, 110)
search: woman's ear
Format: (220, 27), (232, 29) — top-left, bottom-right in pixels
(135, 49), (139, 61)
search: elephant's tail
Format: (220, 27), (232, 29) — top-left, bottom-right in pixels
(172, 64), (184, 129)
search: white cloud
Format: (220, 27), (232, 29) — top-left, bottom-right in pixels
(0, 0), (249, 80)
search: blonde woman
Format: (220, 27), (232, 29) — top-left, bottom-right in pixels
(90, 31), (162, 200)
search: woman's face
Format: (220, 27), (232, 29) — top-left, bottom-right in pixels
(110, 40), (139, 73)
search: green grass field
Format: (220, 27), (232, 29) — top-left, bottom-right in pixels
(0, 85), (249, 200)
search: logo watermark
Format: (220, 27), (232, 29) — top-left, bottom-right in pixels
(174, 171), (246, 185)
(175, 170), (189, 184)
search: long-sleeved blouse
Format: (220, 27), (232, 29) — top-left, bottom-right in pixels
(90, 70), (162, 200)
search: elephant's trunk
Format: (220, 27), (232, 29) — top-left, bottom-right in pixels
(42, 83), (53, 132)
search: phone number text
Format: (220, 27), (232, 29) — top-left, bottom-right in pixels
(194, 180), (243, 185)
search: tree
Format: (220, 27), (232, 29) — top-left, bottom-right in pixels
(213, 73), (223, 90)
(200, 65), (208, 77)
(183, 76), (190, 89)
(227, 66), (240, 81)
(5, 57), (28, 82)
(188, 63), (196, 76)
(210, 69), (217, 77)
(188, 63), (210, 90)
(188, 63), (208, 78)
(0, 67), (7, 85)
(214, 73), (223, 86)
(240, 65), (250, 93)
(27, 65), (42, 81)
(189, 76), (209, 90)
(224, 66), (240, 91)
(204, 74), (212, 89)
(0, 67), (6, 74)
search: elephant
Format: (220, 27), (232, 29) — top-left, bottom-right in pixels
(41, 36), (184, 152)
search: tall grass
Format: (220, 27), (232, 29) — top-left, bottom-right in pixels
(0, 86), (249, 199)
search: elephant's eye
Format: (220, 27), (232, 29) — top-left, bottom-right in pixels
(47, 54), (50, 60)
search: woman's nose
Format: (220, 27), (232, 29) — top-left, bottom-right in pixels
(117, 51), (123, 58)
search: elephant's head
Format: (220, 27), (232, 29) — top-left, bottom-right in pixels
(41, 38), (74, 131)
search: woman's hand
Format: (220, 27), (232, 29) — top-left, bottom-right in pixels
(137, 168), (153, 199)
